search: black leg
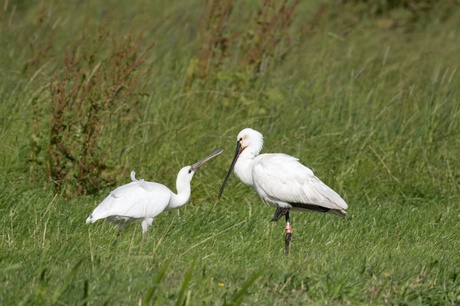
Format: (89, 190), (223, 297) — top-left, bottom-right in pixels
(113, 226), (123, 246)
(284, 211), (292, 255)
(272, 207), (289, 222)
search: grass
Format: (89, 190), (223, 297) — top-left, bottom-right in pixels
(1, 0), (460, 304)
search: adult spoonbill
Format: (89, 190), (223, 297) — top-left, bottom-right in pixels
(86, 148), (223, 243)
(218, 128), (348, 254)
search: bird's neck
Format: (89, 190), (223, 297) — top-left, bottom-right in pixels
(234, 151), (257, 187)
(168, 181), (191, 210)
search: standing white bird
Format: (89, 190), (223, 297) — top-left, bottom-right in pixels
(86, 149), (223, 243)
(218, 128), (348, 254)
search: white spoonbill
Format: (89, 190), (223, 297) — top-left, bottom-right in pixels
(218, 128), (348, 254)
(86, 148), (223, 243)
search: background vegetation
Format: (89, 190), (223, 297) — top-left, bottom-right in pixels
(1, 0), (459, 304)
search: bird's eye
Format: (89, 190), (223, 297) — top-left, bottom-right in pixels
(188, 169), (192, 174)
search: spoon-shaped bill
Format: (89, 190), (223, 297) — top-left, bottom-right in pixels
(218, 141), (243, 199)
(191, 148), (224, 171)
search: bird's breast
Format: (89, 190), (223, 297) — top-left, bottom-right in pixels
(234, 158), (255, 187)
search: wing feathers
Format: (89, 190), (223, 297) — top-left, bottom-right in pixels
(252, 154), (348, 213)
(87, 181), (172, 223)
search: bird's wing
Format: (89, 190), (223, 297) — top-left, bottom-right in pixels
(86, 181), (172, 223)
(252, 154), (348, 211)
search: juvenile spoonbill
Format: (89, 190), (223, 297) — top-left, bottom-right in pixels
(218, 128), (348, 254)
(86, 149), (223, 243)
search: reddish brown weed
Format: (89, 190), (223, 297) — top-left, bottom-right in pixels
(46, 17), (153, 195)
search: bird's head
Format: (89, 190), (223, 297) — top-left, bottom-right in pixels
(177, 165), (196, 183)
(237, 128), (263, 156)
(176, 149), (224, 185)
(218, 128), (263, 199)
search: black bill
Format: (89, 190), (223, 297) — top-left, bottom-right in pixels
(191, 149), (224, 171)
(218, 140), (243, 199)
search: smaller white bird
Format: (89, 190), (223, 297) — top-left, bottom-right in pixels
(86, 149), (223, 243)
(218, 128), (348, 254)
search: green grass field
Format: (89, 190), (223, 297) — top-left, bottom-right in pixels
(1, 1), (459, 304)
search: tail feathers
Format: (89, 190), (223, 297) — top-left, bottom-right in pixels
(86, 215), (95, 224)
(86, 214), (105, 224)
(290, 202), (330, 213)
(289, 202), (347, 217)
(328, 208), (347, 217)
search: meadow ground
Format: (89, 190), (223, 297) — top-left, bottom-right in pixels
(1, 1), (459, 305)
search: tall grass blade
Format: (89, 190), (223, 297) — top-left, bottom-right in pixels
(143, 259), (171, 305)
(51, 259), (84, 304)
(224, 269), (263, 306)
(175, 257), (197, 306)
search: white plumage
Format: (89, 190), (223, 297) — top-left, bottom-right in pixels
(251, 153), (347, 216)
(86, 149), (223, 243)
(218, 128), (348, 253)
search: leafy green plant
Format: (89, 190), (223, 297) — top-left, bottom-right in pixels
(342, 0), (438, 16)
(334, 0), (460, 28)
